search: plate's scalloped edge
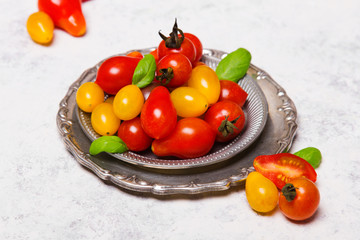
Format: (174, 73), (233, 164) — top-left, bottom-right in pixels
(251, 64), (298, 153)
(56, 48), (297, 195)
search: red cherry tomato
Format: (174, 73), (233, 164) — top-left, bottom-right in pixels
(184, 33), (203, 63)
(117, 117), (153, 152)
(253, 153), (317, 189)
(156, 53), (192, 88)
(157, 38), (196, 66)
(279, 177), (320, 221)
(140, 86), (177, 139)
(204, 100), (246, 142)
(38, 0), (86, 37)
(151, 118), (216, 159)
(95, 56), (140, 95)
(219, 80), (248, 107)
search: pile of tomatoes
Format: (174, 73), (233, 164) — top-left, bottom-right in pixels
(246, 153), (320, 221)
(76, 21), (248, 159)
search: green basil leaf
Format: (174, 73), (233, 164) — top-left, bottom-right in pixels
(215, 48), (252, 83)
(132, 54), (157, 88)
(89, 136), (128, 155)
(294, 147), (322, 169)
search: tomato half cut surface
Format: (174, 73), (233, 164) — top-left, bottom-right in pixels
(253, 153), (317, 189)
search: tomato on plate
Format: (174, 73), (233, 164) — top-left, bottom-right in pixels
(279, 177), (320, 221)
(170, 87), (209, 118)
(156, 53), (192, 88)
(76, 82), (104, 112)
(219, 80), (248, 107)
(253, 153), (317, 189)
(246, 171), (279, 213)
(91, 103), (120, 136)
(151, 117), (216, 159)
(187, 65), (221, 105)
(117, 117), (153, 152)
(184, 33), (203, 63)
(126, 51), (143, 59)
(113, 84), (144, 121)
(95, 56), (140, 95)
(157, 20), (196, 65)
(204, 100), (245, 142)
(140, 86), (177, 139)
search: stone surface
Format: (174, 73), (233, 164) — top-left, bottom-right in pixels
(1, 0), (360, 239)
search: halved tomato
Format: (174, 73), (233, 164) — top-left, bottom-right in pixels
(253, 153), (317, 189)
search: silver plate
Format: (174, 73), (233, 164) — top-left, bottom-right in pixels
(56, 48), (297, 195)
(76, 50), (268, 169)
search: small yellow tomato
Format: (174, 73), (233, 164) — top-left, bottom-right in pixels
(26, 11), (54, 44)
(91, 103), (120, 136)
(170, 87), (208, 118)
(104, 96), (115, 104)
(245, 171), (279, 213)
(113, 85), (144, 120)
(76, 82), (105, 113)
(187, 65), (220, 105)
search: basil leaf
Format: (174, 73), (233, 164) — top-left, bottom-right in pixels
(89, 136), (128, 155)
(132, 54), (157, 88)
(294, 147), (322, 169)
(215, 48), (252, 83)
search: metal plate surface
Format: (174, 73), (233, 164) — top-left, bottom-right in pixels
(56, 48), (297, 195)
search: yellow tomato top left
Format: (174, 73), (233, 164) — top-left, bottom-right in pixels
(76, 82), (105, 113)
(26, 11), (54, 44)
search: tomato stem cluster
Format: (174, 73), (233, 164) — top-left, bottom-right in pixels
(156, 67), (174, 85)
(158, 18), (184, 49)
(281, 183), (298, 202)
(218, 115), (240, 137)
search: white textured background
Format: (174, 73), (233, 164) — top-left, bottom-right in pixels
(1, 0), (360, 239)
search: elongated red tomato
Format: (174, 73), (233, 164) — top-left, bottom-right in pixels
(38, 0), (86, 37)
(151, 118), (216, 159)
(140, 86), (177, 139)
(95, 56), (140, 95)
(253, 153), (317, 189)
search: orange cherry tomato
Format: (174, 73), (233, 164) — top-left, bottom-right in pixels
(279, 178), (320, 221)
(26, 11), (54, 44)
(126, 51), (144, 59)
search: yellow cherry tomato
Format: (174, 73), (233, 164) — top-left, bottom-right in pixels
(26, 11), (54, 44)
(91, 103), (120, 136)
(245, 171), (279, 213)
(76, 82), (105, 113)
(104, 96), (115, 104)
(187, 65), (221, 105)
(170, 87), (208, 118)
(113, 85), (144, 120)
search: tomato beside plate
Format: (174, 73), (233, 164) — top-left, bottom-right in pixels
(253, 153), (317, 189)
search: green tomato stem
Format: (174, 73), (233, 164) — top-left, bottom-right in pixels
(281, 183), (298, 202)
